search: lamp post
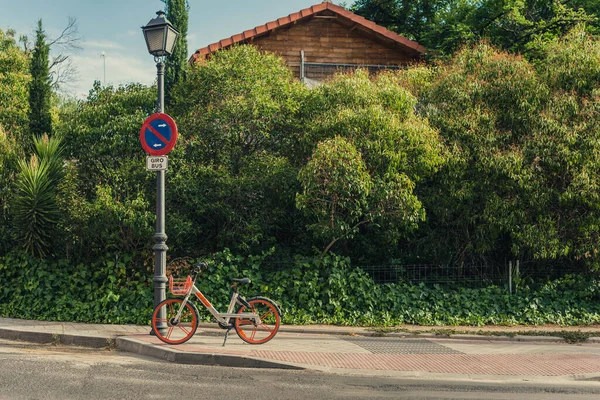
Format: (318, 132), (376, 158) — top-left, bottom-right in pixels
(142, 11), (179, 333)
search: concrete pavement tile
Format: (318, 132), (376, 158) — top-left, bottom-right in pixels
(4, 317), (600, 379)
(133, 331), (371, 354)
(246, 351), (600, 376)
(117, 336), (303, 369)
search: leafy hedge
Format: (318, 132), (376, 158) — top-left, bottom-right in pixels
(1, 251), (599, 327)
(0, 253), (153, 324)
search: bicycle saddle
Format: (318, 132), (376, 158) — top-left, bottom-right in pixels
(231, 278), (251, 285)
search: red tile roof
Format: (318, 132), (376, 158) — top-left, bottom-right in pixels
(189, 2), (427, 63)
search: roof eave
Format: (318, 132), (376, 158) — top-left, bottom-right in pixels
(188, 2), (427, 64)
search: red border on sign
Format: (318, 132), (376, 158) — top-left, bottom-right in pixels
(140, 113), (178, 156)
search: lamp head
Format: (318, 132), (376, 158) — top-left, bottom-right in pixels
(142, 11), (179, 57)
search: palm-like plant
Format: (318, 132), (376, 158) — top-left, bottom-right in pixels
(12, 135), (64, 257)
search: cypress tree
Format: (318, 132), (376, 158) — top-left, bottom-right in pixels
(163, 0), (189, 107)
(28, 19), (52, 138)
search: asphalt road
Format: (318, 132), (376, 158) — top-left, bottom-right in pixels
(0, 339), (599, 400)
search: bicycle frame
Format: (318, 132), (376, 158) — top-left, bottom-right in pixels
(174, 283), (261, 327)
(153, 267), (281, 346)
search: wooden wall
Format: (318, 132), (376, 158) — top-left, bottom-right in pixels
(250, 15), (419, 80)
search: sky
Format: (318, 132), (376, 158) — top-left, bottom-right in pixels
(1, 0), (350, 98)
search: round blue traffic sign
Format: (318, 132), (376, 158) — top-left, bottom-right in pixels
(140, 113), (178, 156)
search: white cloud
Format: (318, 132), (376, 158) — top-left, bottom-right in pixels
(68, 51), (155, 98)
(82, 40), (125, 50)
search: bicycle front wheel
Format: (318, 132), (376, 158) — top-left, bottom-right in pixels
(151, 298), (199, 345)
(234, 297), (281, 344)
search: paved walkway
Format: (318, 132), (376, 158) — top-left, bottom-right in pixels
(1, 317), (600, 383)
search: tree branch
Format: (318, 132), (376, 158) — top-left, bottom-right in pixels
(48, 17), (82, 51)
(321, 220), (370, 257)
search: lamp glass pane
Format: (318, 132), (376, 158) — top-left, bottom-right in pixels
(144, 27), (166, 54)
(165, 26), (178, 55)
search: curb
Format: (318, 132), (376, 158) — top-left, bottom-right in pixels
(115, 336), (304, 370)
(271, 325), (600, 344)
(0, 327), (113, 348)
(3, 324), (600, 347)
(161, 326), (584, 343)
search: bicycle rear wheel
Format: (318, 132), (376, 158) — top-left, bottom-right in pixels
(234, 297), (281, 344)
(151, 298), (199, 345)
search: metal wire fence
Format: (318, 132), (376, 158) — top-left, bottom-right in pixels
(302, 62), (402, 85)
(262, 259), (595, 288)
(358, 262), (595, 288)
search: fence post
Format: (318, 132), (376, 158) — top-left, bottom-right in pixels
(508, 260), (512, 294)
(515, 259), (520, 294)
(300, 50), (305, 82)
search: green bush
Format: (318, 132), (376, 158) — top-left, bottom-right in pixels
(0, 252), (153, 324)
(408, 30), (600, 270)
(168, 45), (306, 256)
(54, 82), (155, 262)
(0, 126), (21, 255)
(11, 135), (64, 257)
(2, 251), (598, 327)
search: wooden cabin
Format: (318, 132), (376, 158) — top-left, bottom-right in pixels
(189, 1), (426, 84)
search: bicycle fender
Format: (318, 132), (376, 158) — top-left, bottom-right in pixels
(247, 296), (283, 317)
(236, 296), (251, 308)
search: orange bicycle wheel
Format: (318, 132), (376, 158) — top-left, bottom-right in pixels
(234, 297), (281, 344)
(151, 298), (199, 345)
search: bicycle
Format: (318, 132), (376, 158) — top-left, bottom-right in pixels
(151, 262), (281, 346)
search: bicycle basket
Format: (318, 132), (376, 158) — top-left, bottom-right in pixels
(168, 275), (193, 295)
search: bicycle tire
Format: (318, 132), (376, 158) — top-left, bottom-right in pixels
(151, 298), (199, 345)
(234, 297), (281, 344)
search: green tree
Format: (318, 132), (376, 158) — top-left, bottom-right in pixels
(297, 70), (444, 259)
(173, 45), (305, 169)
(352, 0), (596, 56)
(522, 26), (600, 266)
(170, 45), (306, 254)
(55, 82), (156, 261)
(571, 0), (600, 32)
(163, 0), (189, 107)
(297, 137), (373, 254)
(410, 28), (600, 270)
(409, 43), (545, 266)
(0, 28), (30, 145)
(351, 0), (449, 42)
(58, 81), (155, 199)
(28, 20), (52, 139)
(0, 126), (21, 255)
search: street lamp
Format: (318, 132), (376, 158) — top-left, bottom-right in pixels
(142, 11), (179, 59)
(142, 10), (179, 112)
(142, 10), (179, 334)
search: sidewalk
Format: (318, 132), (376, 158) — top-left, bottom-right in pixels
(1, 317), (600, 384)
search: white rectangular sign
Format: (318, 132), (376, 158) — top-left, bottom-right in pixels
(146, 156), (168, 171)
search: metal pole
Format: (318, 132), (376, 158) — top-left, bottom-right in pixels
(300, 50), (305, 82)
(515, 260), (521, 294)
(100, 52), (106, 86)
(508, 260), (512, 295)
(152, 60), (168, 334)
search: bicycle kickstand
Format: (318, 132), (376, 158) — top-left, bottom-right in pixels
(222, 326), (233, 347)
